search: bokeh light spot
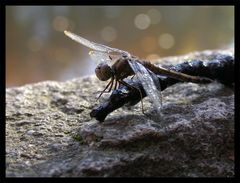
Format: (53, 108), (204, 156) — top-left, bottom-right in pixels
(53, 16), (69, 32)
(158, 33), (175, 49)
(134, 14), (151, 30)
(100, 26), (117, 42)
(147, 8), (162, 25)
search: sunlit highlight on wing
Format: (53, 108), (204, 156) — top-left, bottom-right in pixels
(128, 60), (162, 117)
(64, 30), (130, 56)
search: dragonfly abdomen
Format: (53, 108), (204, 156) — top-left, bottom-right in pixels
(141, 60), (212, 84)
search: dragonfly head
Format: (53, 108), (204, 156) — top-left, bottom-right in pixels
(95, 63), (114, 81)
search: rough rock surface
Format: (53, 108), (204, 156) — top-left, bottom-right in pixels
(6, 49), (234, 177)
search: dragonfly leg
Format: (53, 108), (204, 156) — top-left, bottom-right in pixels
(97, 77), (114, 100)
(106, 77), (114, 92)
(114, 79), (119, 90)
(118, 80), (145, 114)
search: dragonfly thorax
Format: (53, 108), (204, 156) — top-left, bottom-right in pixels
(95, 63), (114, 81)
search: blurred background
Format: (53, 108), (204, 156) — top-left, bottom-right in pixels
(6, 6), (234, 87)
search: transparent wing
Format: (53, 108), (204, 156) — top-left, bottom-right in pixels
(64, 30), (130, 56)
(128, 60), (162, 117)
(89, 50), (123, 66)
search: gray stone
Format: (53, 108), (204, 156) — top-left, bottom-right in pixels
(6, 49), (234, 177)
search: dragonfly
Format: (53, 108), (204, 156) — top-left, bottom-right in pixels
(64, 30), (212, 117)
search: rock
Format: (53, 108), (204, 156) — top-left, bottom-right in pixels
(6, 49), (234, 177)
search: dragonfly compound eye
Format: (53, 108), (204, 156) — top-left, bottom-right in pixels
(95, 63), (113, 81)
